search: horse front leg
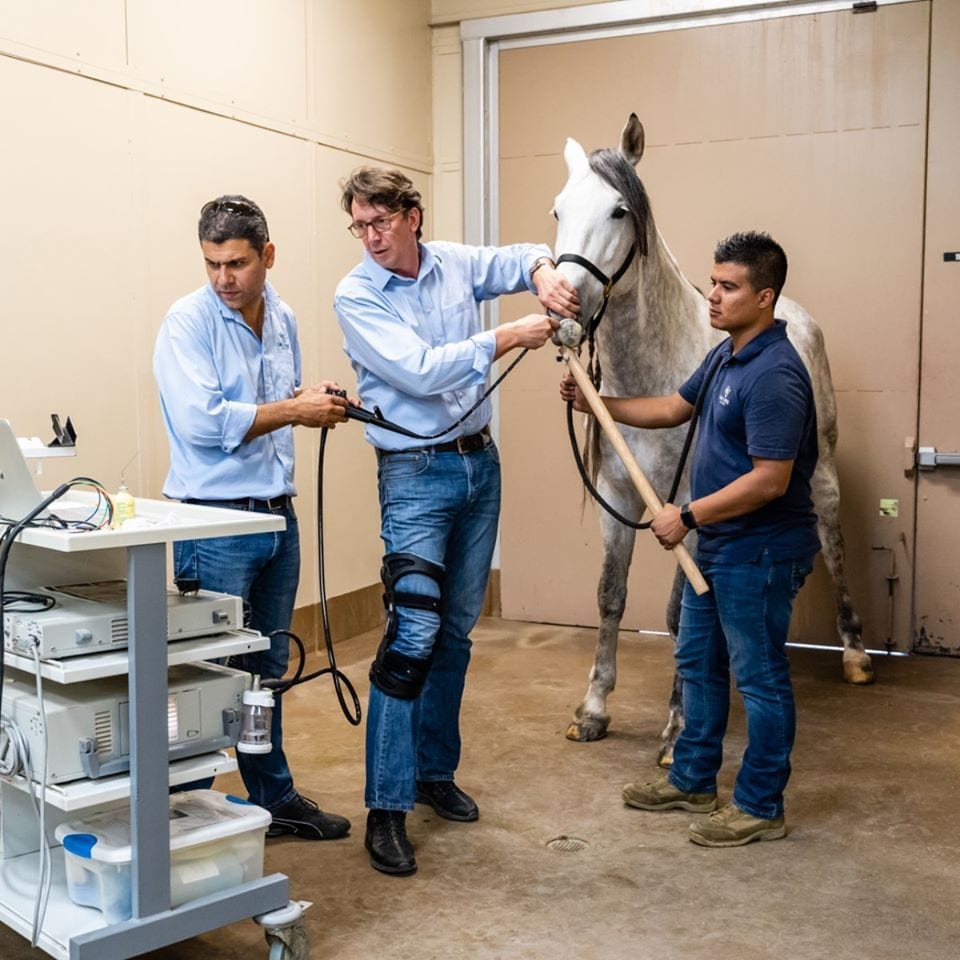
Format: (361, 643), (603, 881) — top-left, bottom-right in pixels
(566, 517), (636, 742)
(813, 462), (874, 684)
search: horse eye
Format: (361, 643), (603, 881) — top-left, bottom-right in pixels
(611, 206), (628, 220)
(551, 209), (559, 221)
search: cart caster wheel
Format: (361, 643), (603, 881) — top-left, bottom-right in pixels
(255, 899), (312, 960)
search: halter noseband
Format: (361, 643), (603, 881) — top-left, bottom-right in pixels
(556, 244), (636, 338)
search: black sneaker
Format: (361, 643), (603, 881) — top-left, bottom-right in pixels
(415, 780), (479, 822)
(365, 809), (417, 876)
(266, 794), (351, 840)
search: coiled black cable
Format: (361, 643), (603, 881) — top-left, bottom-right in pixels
(250, 426), (362, 725)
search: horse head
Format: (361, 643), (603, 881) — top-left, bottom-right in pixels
(553, 113), (652, 348)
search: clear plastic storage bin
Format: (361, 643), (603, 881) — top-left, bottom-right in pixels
(55, 790), (271, 924)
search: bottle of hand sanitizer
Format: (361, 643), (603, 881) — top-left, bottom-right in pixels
(113, 481), (136, 528)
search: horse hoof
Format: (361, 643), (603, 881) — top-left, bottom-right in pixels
(565, 719), (609, 742)
(657, 745), (674, 768)
(843, 655), (875, 685)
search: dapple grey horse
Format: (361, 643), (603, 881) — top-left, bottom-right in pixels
(552, 114), (873, 761)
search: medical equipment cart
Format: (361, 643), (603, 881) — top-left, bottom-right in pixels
(0, 496), (291, 959)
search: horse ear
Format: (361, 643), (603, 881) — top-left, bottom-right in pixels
(619, 113), (645, 166)
(563, 137), (589, 176)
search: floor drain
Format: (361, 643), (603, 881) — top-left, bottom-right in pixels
(546, 835), (589, 853)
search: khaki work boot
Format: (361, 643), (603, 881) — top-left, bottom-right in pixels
(688, 803), (786, 847)
(622, 774), (717, 812)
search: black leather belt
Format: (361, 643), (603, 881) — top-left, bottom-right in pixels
(378, 427), (491, 457)
(184, 495), (293, 511)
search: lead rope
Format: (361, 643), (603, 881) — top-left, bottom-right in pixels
(565, 349), (722, 529)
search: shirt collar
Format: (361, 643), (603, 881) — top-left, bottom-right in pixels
(361, 244), (439, 291)
(205, 279), (277, 324)
(728, 318), (788, 364)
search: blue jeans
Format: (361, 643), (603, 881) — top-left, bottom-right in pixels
(173, 500), (300, 810)
(668, 550), (815, 820)
(365, 442), (501, 811)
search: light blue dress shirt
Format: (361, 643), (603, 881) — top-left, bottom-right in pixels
(333, 241), (550, 450)
(153, 281), (301, 500)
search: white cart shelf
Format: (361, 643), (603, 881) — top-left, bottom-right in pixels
(4, 627), (268, 684)
(1, 497), (291, 960)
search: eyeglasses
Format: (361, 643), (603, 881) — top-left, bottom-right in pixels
(347, 210), (404, 239)
(200, 199), (262, 219)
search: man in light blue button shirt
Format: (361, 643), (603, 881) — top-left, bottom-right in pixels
(334, 167), (579, 875)
(154, 195), (351, 841)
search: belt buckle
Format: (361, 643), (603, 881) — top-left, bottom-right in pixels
(455, 435), (470, 455)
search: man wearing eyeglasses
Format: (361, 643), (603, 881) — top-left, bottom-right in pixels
(334, 167), (579, 876)
(154, 195), (352, 841)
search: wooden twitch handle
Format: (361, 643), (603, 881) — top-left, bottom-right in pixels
(562, 348), (709, 596)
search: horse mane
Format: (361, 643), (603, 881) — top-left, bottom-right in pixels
(581, 149), (654, 489)
(587, 148), (652, 258)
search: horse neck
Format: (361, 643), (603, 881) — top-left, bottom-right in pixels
(597, 230), (716, 396)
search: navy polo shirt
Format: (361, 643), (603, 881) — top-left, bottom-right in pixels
(678, 320), (821, 563)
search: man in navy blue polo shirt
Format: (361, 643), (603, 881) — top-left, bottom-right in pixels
(561, 231), (820, 846)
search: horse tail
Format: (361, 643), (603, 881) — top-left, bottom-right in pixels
(584, 417), (602, 487)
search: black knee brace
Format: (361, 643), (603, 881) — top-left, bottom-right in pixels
(369, 553), (445, 700)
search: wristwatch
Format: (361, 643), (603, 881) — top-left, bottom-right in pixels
(530, 256), (554, 279)
(680, 503), (698, 530)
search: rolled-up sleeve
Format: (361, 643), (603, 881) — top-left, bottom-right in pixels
(153, 312), (256, 453)
(466, 242), (553, 299)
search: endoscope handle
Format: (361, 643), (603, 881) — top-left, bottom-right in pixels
(335, 394), (423, 439)
(327, 388), (375, 424)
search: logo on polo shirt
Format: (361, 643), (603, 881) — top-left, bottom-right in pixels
(718, 385), (732, 407)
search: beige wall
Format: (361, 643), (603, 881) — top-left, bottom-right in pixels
(0, 0), (431, 626)
(431, 0), (590, 24)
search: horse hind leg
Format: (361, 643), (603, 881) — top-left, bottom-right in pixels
(658, 567), (685, 767)
(566, 521), (634, 742)
(814, 467), (874, 684)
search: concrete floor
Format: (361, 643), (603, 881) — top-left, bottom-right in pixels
(3, 618), (960, 959)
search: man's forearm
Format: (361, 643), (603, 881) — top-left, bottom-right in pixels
(688, 459), (793, 526)
(243, 389), (349, 440)
(244, 398), (299, 441)
(604, 393), (692, 429)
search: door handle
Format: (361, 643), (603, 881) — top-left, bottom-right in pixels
(917, 446), (960, 471)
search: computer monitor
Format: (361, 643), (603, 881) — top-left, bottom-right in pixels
(0, 418), (44, 524)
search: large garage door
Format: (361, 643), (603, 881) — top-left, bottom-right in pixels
(494, 2), (930, 653)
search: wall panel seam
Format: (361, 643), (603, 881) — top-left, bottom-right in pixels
(0, 41), (433, 173)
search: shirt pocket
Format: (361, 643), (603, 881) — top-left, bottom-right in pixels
(439, 297), (477, 337)
(263, 342), (297, 400)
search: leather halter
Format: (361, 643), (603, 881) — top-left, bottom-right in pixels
(555, 244), (637, 342)
(555, 243), (637, 387)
